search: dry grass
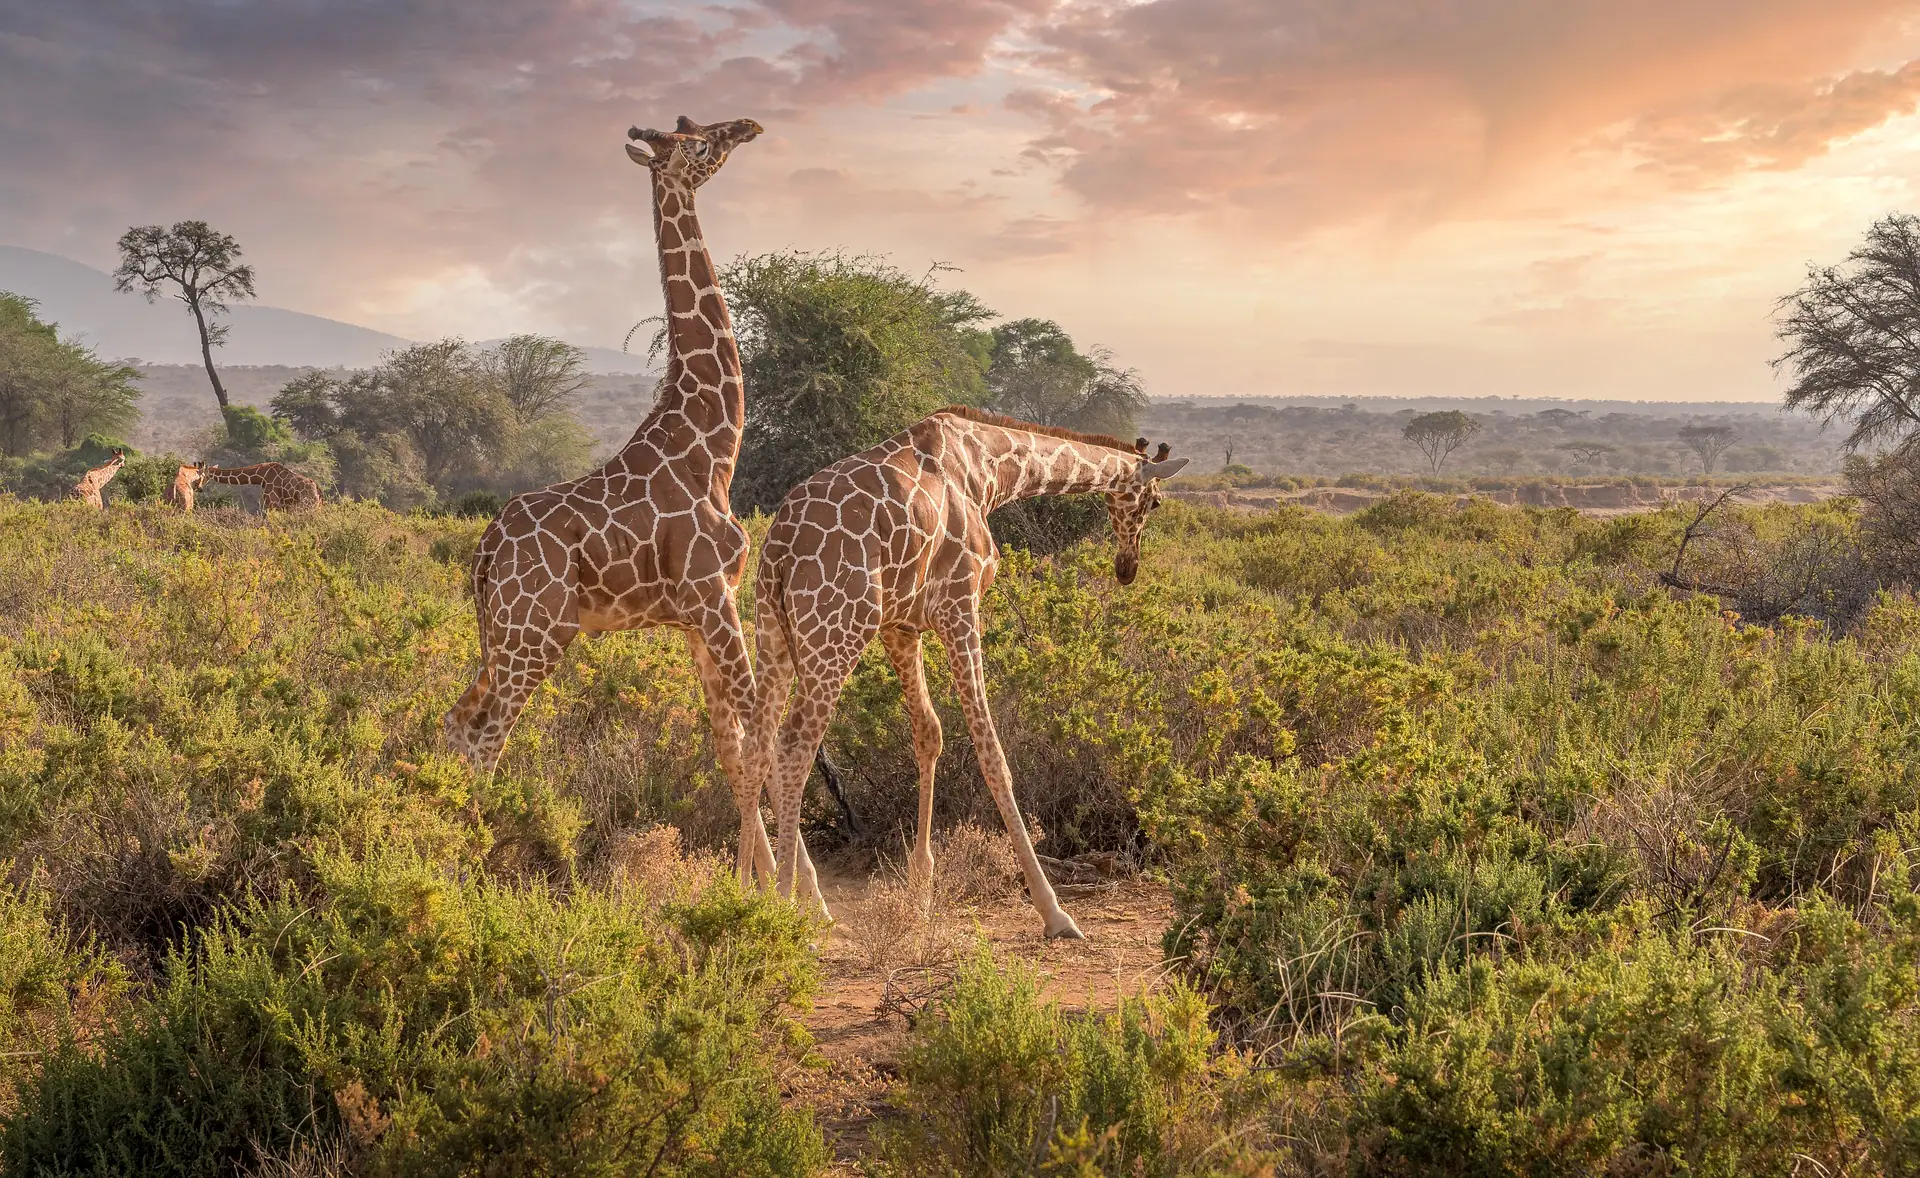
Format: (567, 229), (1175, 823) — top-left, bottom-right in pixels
(839, 823), (1022, 972)
(603, 824), (729, 906)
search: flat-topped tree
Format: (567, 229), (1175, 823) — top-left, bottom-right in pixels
(1403, 410), (1481, 475)
(1677, 424), (1736, 474)
(113, 220), (256, 410)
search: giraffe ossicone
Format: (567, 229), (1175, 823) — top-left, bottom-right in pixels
(443, 116), (813, 898)
(751, 407), (1187, 938)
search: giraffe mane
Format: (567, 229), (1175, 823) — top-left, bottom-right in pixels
(933, 406), (1133, 454)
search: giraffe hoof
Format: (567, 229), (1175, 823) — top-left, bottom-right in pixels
(1044, 916), (1085, 941)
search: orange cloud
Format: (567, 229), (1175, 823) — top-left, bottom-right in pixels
(1016, 0), (1920, 223)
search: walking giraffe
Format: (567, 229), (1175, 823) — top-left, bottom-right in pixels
(751, 407), (1187, 936)
(444, 116), (789, 883)
(68, 449), (127, 507)
(168, 462), (322, 512)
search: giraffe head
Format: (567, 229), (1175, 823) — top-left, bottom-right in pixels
(1105, 450), (1188, 585)
(166, 462), (208, 509)
(625, 116), (763, 189)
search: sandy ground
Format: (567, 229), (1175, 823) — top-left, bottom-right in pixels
(781, 862), (1175, 1172)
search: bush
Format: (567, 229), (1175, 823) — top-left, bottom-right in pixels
(877, 945), (1276, 1176)
(3, 849), (825, 1178)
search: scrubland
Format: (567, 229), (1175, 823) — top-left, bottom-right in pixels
(2, 493), (1918, 1175)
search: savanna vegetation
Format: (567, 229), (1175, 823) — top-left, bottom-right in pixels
(3, 477), (1918, 1174)
(5, 217), (1920, 1176)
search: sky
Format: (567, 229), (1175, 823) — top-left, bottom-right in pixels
(7, 1), (1920, 402)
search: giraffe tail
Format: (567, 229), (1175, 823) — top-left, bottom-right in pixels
(468, 528), (501, 670)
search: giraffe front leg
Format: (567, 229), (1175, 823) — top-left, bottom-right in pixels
(936, 611), (1082, 940)
(880, 626), (942, 906)
(687, 621), (775, 890)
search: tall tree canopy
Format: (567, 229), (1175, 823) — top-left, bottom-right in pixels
(1775, 213), (1920, 453)
(982, 318), (1147, 439)
(0, 292), (141, 458)
(715, 252), (994, 514)
(113, 220), (256, 411)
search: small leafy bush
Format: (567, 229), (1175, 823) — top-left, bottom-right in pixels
(878, 945), (1276, 1176)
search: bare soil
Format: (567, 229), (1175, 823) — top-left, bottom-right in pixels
(783, 862), (1175, 1173)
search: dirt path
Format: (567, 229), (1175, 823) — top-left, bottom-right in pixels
(784, 863), (1175, 1171)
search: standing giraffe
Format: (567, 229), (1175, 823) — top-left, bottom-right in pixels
(443, 116), (786, 883)
(168, 462), (322, 512)
(752, 407), (1187, 937)
(68, 449), (127, 507)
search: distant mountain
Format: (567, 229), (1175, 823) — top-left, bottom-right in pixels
(0, 246), (652, 375)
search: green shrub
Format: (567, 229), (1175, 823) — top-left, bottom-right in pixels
(878, 946), (1275, 1176)
(3, 848), (825, 1177)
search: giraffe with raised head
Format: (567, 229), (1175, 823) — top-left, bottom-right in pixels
(168, 462), (322, 512)
(68, 449), (127, 507)
(751, 407), (1188, 936)
(443, 115), (787, 884)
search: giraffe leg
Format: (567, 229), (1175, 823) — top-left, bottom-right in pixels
(770, 636), (867, 908)
(445, 527), (579, 773)
(686, 625), (771, 885)
(749, 588), (826, 912)
(934, 608), (1082, 940)
(879, 626), (942, 903)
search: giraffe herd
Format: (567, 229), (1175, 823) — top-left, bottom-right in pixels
(66, 451), (321, 514)
(60, 114), (1187, 939)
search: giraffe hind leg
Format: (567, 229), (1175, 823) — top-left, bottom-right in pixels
(880, 626), (941, 906)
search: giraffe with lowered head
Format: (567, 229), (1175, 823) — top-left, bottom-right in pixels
(69, 449), (127, 507)
(168, 462), (323, 512)
(751, 407), (1187, 936)
(444, 116), (785, 882)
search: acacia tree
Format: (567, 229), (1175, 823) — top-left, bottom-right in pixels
(488, 333), (589, 425)
(113, 220), (256, 409)
(715, 251), (993, 514)
(1677, 424), (1737, 474)
(1403, 410), (1481, 474)
(1556, 440), (1616, 471)
(1774, 213), (1920, 453)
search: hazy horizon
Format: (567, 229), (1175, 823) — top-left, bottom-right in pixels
(10, 2), (1920, 403)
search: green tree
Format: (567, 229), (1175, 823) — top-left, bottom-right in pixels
(113, 221), (256, 410)
(1403, 410), (1481, 474)
(1677, 423), (1737, 474)
(716, 252), (994, 514)
(273, 337), (592, 505)
(982, 318), (1147, 438)
(487, 334), (589, 425)
(1555, 440), (1616, 471)
(0, 292), (141, 457)
(1775, 212), (1920, 452)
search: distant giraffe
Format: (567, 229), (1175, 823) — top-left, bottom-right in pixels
(169, 462), (322, 512)
(442, 116), (789, 885)
(68, 449), (127, 508)
(751, 407), (1187, 936)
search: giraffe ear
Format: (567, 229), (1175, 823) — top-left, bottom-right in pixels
(1141, 457), (1189, 481)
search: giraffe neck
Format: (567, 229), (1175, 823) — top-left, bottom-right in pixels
(618, 170), (742, 504)
(961, 424), (1139, 513)
(203, 466), (264, 486)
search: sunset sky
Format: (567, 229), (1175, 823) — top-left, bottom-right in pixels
(7, 1), (1920, 401)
